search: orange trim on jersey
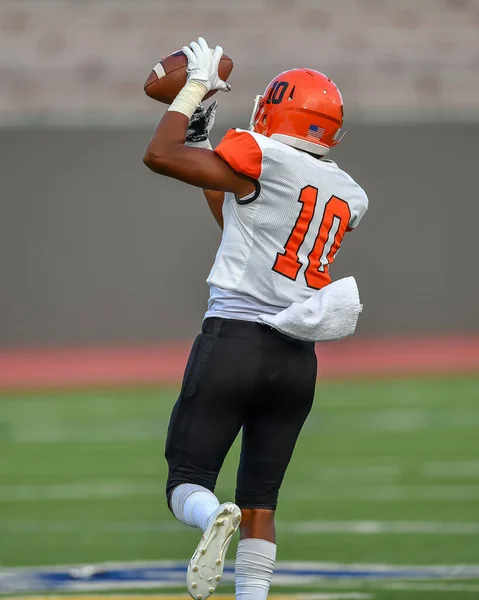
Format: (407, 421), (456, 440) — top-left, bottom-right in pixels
(215, 130), (263, 180)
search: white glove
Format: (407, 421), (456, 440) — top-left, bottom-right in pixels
(182, 37), (231, 94)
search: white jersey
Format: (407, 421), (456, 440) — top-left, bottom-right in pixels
(205, 129), (368, 321)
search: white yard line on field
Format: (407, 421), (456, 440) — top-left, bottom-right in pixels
(4, 460), (479, 483)
(3, 519), (479, 536)
(9, 596), (372, 600)
(281, 520), (479, 535)
(4, 427), (164, 444)
(283, 483), (479, 501)
(422, 461), (479, 479)
(3, 480), (479, 502)
(298, 461), (479, 483)
(296, 465), (402, 481)
(1, 520), (186, 533)
(0, 481), (160, 502)
(378, 582), (479, 593)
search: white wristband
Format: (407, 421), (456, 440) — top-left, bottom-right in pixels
(168, 80), (208, 119)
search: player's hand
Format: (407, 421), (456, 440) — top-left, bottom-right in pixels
(182, 37), (231, 93)
(186, 101), (218, 148)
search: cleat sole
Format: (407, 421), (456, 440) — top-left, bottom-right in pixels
(187, 503), (241, 600)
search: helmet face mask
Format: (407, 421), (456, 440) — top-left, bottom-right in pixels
(249, 69), (345, 156)
(248, 95), (264, 131)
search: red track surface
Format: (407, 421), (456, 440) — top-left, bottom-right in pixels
(0, 335), (478, 390)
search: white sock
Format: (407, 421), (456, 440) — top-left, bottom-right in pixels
(170, 483), (220, 531)
(235, 538), (276, 600)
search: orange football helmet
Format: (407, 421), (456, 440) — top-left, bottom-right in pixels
(249, 68), (345, 156)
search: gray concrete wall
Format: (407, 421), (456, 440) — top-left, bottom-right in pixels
(1, 123), (478, 346)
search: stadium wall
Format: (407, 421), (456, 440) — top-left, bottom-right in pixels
(1, 123), (478, 346)
(2, 0), (479, 124)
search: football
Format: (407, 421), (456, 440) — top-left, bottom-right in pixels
(144, 50), (234, 105)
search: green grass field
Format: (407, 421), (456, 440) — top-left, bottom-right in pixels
(1, 376), (479, 599)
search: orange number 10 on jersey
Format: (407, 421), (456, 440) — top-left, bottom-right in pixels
(272, 186), (351, 290)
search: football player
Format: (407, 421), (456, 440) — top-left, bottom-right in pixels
(144, 37), (368, 600)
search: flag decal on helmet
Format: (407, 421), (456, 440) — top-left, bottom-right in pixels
(307, 124), (325, 141)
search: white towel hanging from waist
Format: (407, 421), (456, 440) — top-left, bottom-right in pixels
(256, 276), (362, 342)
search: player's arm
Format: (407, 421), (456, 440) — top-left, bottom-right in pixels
(203, 189), (224, 229)
(182, 101), (225, 229)
(143, 38), (255, 201)
(144, 111), (254, 199)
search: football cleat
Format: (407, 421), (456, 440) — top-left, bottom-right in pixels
(249, 68), (345, 156)
(187, 502), (241, 600)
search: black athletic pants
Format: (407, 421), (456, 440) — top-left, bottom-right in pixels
(165, 317), (317, 510)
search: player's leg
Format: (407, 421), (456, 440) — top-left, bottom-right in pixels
(169, 484), (241, 598)
(165, 318), (261, 599)
(234, 330), (317, 600)
(165, 321), (244, 522)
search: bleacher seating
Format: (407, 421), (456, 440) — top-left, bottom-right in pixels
(1, 0), (478, 123)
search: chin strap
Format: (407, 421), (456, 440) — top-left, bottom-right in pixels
(248, 95), (263, 131)
(333, 129), (347, 144)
